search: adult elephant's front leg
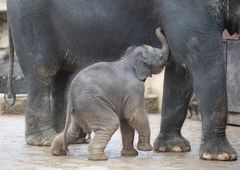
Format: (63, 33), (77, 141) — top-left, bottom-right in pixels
(154, 62), (192, 152)
(190, 46), (237, 161)
(155, 0), (237, 161)
(25, 75), (57, 146)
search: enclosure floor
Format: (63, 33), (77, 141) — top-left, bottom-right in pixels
(0, 114), (239, 170)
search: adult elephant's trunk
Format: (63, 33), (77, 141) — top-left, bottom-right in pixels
(155, 27), (169, 58)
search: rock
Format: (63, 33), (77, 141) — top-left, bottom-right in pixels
(144, 94), (159, 113)
(0, 94), (26, 115)
(228, 112), (240, 126)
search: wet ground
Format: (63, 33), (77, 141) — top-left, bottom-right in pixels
(0, 114), (239, 170)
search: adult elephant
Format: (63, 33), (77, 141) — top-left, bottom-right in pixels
(7, 0), (239, 161)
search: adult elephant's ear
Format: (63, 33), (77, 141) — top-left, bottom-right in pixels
(134, 52), (152, 81)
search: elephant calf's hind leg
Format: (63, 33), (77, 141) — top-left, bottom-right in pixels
(50, 115), (85, 156)
(120, 120), (138, 156)
(88, 114), (119, 161)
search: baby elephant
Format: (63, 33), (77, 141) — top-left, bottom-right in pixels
(50, 28), (169, 161)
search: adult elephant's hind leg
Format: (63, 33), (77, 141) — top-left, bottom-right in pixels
(25, 74), (57, 146)
(52, 70), (74, 132)
(154, 62), (192, 152)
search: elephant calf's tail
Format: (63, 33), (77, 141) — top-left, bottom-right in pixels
(63, 97), (74, 152)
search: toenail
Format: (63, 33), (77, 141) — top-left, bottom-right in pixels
(159, 147), (167, 152)
(171, 146), (182, 152)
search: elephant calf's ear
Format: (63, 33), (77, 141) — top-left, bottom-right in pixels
(134, 55), (151, 81)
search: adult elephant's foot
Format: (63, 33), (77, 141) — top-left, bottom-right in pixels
(154, 133), (191, 152)
(200, 138), (237, 161)
(25, 128), (57, 146)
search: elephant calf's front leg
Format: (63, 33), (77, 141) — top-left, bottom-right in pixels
(128, 113), (153, 151)
(120, 120), (138, 156)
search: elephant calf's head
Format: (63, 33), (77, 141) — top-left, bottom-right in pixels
(133, 28), (169, 81)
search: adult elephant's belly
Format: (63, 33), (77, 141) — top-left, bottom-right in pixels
(49, 0), (159, 69)
(8, 0), (159, 72)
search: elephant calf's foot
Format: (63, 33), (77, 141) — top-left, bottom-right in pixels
(88, 143), (108, 161)
(200, 138), (237, 161)
(50, 133), (67, 156)
(121, 148), (138, 156)
(25, 129), (57, 146)
(137, 142), (153, 151)
(88, 152), (108, 161)
(154, 133), (191, 152)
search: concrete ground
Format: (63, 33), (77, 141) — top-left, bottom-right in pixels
(0, 114), (239, 170)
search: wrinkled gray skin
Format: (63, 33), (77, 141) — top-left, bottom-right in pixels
(7, 0), (239, 161)
(50, 30), (169, 161)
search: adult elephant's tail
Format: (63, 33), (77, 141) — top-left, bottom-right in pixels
(6, 26), (16, 106)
